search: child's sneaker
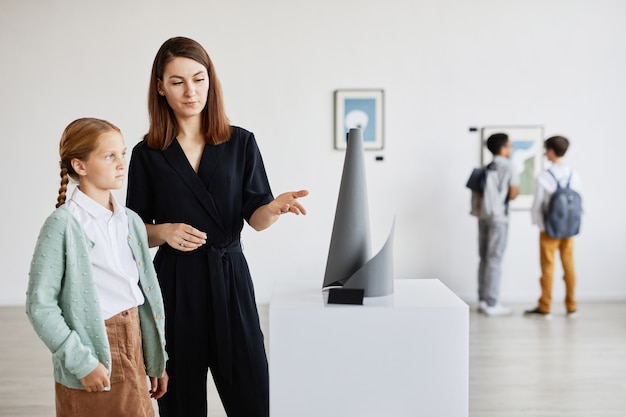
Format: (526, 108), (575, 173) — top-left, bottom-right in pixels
(524, 307), (552, 320)
(566, 310), (579, 318)
(484, 303), (512, 317)
(478, 301), (488, 313)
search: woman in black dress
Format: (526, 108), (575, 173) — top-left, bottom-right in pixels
(126, 36), (308, 417)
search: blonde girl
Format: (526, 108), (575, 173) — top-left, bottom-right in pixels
(26, 117), (168, 417)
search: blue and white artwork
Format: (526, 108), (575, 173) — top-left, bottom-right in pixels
(344, 98), (377, 143)
(334, 90), (384, 150)
(510, 140), (539, 195)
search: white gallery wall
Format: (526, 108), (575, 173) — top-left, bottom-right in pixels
(1, 0), (625, 306)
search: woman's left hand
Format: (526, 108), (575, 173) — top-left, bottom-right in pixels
(273, 190), (309, 215)
(249, 189), (309, 231)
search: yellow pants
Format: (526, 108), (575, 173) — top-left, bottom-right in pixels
(538, 231), (577, 313)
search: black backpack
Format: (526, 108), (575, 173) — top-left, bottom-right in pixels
(466, 163), (509, 218)
(543, 170), (582, 238)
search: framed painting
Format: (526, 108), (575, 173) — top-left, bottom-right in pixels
(481, 126), (544, 210)
(334, 89), (384, 150)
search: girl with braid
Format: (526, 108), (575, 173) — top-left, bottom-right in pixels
(26, 117), (168, 417)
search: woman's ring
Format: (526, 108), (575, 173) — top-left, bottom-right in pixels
(181, 240), (186, 247)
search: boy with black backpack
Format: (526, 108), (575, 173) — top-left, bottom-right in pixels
(525, 136), (582, 319)
(473, 133), (520, 316)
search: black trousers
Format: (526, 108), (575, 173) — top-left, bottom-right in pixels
(158, 331), (269, 417)
(155, 245), (269, 417)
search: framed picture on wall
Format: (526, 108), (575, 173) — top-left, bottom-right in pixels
(481, 125), (544, 210)
(334, 89), (384, 150)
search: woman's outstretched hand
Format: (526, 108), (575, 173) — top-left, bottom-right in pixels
(274, 190), (309, 215)
(249, 190), (309, 231)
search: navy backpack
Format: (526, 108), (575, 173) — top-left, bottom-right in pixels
(544, 170), (582, 238)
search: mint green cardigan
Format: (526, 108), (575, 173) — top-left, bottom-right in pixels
(25, 205), (167, 389)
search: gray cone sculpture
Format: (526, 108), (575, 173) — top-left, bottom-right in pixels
(323, 128), (395, 297)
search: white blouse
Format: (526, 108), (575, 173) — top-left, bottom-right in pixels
(66, 188), (144, 319)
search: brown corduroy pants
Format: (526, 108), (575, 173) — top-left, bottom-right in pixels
(55, 307), (154, 417)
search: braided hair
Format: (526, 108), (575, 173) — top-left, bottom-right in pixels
(56, 118), (121, 208)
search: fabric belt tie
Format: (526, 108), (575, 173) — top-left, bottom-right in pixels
(206, 239), (242, 384)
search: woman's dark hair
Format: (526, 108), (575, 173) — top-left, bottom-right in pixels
(145, 36), (230, 150)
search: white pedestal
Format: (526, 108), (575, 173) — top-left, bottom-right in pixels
(269, 279), (468, 417)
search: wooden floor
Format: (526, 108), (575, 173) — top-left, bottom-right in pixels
(2, 302), (625, 416)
